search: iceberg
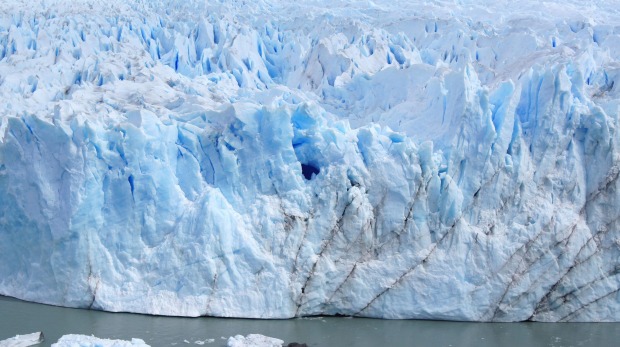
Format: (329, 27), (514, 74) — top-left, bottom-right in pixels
(0, 0), (619, 321)
(0, 332), (44, 347)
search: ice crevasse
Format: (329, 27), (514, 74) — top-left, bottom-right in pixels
(1, 0), (620, 322)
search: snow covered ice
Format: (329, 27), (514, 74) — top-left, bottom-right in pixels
(1, 0), (620, 321)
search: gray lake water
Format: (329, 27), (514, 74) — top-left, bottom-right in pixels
(2, 295), (620, 347)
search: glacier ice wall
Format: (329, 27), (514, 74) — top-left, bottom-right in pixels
(1, 0), (620, 321)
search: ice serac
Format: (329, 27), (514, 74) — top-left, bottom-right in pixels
(1, 0), (620, 322)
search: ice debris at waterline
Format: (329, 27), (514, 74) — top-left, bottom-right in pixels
(46, 334), (282, 347)
(0, 332), (44, 347)
(227, 334), (284, 347)
(1, 0), (620, 322)
(51, 335), (149, 347)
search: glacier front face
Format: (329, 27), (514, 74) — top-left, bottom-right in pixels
(1, 0), (620, 322)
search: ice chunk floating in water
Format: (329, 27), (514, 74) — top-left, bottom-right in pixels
(51, 335), (149, 347)
(1, 0), (620, 322)
(227, 334), (283, 347)
(0, 332), (44, 347)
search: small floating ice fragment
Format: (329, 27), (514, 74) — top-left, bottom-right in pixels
(226, 334), (283, 347)
(51, 334), (149, 346)
(0, 332), (44, 347)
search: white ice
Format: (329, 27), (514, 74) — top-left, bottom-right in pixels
(0, 332), (44, 347)
(51, 335), (149, 347)
(227, 334), (283, 347)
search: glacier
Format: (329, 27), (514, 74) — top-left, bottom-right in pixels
(1, 0), (620, 322)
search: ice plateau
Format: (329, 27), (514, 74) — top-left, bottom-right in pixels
(1, 0), (620, 322)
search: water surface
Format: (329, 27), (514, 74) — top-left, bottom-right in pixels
(1, 296), (619, 346)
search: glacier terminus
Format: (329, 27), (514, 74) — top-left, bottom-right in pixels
(1, 0), (620, 322)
